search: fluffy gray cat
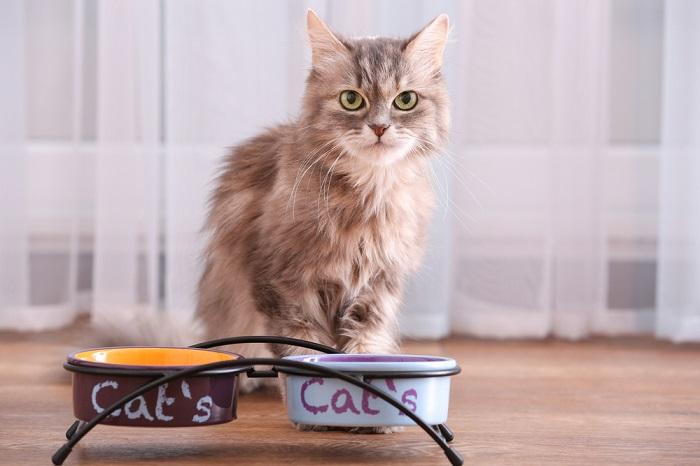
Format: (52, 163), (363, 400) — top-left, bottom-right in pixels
(96, 11), (450, 408)
(197, 10), (450, 394)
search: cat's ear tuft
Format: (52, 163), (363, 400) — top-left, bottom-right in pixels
(306, 9), (347, 67)
(404, 14), (450, 69)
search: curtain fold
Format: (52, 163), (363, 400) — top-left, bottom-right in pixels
(0, 0), (29, 329)
(448, 0), (609, 339)
(548, 0), (607, 338)
(1, 0), (81, 330)
(92, 0), (162, 322)
(656, 0), (700, 342)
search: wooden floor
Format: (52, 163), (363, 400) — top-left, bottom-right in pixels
(1, 328), (699, 466)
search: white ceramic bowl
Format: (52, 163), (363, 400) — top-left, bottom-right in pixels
(281, 354), (458, 427)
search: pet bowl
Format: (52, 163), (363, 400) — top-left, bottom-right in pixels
(280, 354), (459, 426)
(65, 347), (247, 427)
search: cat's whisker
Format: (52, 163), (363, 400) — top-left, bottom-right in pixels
(293, 136), (346, 223)
(424, 160), (450, 221)
(435, 159), (482, 222)
(437, 149), (493, 194)
(317, 144), (345, 216)
(293, 145), (340, 222)
(443, 154), (494, 193)
(408, 133), (486, 211)
(312, 144), (345, 224)
(288, 139), (333, 206)
(438, 157), (486, 211)
(424, 166), (476, 233)
(411, 140), (477, 231)
(321, 149), (346, 218)
(287, 136), (343, 220)
(407, 129), (494, 193)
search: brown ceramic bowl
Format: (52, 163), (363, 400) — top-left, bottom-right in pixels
(65, 347), (247, 427)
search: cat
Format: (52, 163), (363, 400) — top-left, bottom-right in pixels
(93, 10), (450, 406)
(196, 9), (450, 395)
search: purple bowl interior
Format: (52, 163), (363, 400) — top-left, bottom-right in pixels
(294, 354), (447, 363)
(283, 353), (457, 373)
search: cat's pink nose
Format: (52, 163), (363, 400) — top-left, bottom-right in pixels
(369, 124), (389, 138)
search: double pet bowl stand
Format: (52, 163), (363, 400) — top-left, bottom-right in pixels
(54, 336), (463, 465)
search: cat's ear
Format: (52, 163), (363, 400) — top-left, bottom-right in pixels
(307, 9), (347, 67)
(404, 14), (450, 69)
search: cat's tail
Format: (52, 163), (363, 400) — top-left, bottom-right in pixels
(89, 307), (205, 347)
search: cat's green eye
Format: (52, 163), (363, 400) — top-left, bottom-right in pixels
(339, 90), (364, 111)
(393, 91), (418, 111)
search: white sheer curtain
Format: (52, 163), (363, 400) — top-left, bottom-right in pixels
(92, 0), (162, 321)
(1, 0), (698, 343)
(446, 0), (609, 339)
(1, 0), (83, 330)
(656, 0), (700, 342)
(0, 0), (29, 328)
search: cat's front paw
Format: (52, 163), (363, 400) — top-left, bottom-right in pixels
(292, 422), (331, 432)
(292, 422), (402, 434)
(349, 425), (403, 434)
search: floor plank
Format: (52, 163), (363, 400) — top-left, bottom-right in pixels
(0, 330), (699, 465)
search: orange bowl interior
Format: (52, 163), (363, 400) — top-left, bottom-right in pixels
(73, 347), (238, 367)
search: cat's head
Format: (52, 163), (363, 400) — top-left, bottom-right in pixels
(301, 10), (450, 168)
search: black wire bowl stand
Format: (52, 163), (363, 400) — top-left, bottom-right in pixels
(54, 336), (462, 465)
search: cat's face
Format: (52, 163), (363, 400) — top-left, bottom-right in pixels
(302, 12), (450, 168)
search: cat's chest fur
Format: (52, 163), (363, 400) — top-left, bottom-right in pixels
(258, 158), (433, 296)
(333, 171), (430, 286)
